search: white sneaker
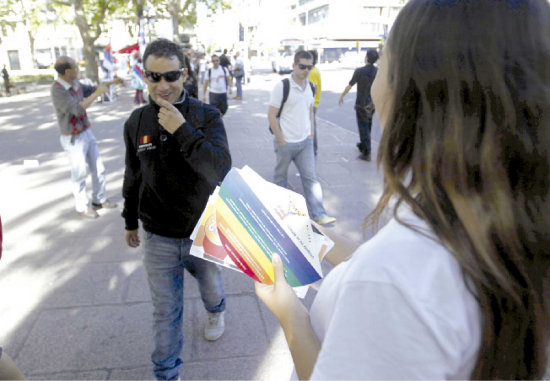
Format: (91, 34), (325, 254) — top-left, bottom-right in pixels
(204, 311), (225, 341)
(316, 215), (336, 225)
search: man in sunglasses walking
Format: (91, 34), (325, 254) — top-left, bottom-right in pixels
(267, 50), (336, 225)
(122, 38), (231, 380)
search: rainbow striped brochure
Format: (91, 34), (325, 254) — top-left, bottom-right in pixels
(190, 166), (333, 294)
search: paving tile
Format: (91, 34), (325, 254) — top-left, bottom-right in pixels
(16, 304), (153, 374)
(30, 370), (109, 380)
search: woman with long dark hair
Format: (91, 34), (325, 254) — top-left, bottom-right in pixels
(256, 0), (550, 379)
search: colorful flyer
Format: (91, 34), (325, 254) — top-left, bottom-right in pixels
(190, 166), (333, 292)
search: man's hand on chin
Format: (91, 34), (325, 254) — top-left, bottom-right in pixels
(157, 98), (186, 134)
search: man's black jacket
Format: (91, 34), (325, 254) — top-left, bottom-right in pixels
(122, 92), (231, 238)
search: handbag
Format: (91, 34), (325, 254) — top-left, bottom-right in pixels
(233, 65), (244, 78)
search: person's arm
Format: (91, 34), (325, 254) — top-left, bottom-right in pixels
(125, 229), (140, 248)
(268, 106), (286, 146)
(255, 254), (321, 380)
(51, 83), (97, 117)
(157, 98), (231, 185)
(339, 84), (353, 105)
(309, 104), (315, 138)
(202, 78), (209, 102)
(102, 77), (125, 87)
(121, 114), (142, 245)
(79, 84), (108, 110)
(226, 68), (232, 93)
(312, 221), (358, 266)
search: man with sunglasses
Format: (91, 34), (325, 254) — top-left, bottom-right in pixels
(202, 54), (231, 116)
(268, 50), (336, 226)
(122, 38), (231, 381)
(51, 56), (123, 219)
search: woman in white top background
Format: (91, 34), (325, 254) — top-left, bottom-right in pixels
(255, 0), (550, 379)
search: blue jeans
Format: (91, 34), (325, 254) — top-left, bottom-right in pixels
(142, 232), (225, 380)
(235, 76), (243, 98)
(355, 103), (374, 154)
(59, 129), (106, 212)
(273, 138), (327, 220)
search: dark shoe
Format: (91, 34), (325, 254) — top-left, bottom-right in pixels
(92, 198), (117, 210)
(78, 207), (99, 219)
(359, 152), (371, 161)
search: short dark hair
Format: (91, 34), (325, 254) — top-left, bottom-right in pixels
(366, 48), (379, 64)
(54, 57), (73, 75)
(143, 38), (184, 69)
(294, 50), (312, 64)
(308, 50), (318, 65)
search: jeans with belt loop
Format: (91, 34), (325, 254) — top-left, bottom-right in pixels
(142, 232), (225, 380)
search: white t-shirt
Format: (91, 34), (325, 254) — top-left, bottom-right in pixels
(268, 76), (313, 143)
(207, 66), (229, 94)
(309, 208), (482, 379)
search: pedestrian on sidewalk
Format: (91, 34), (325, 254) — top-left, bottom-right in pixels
(268, 50), (335, 226)
(338, 48), (379, 161)
(51, 56), (123, 219)
(122, 38), (231, 381)
(198, 54), (207, 85)
(202, 54), (231, 116)
(232, 51), (244, 100)
(257, 0), (550, 379)
(1, 65), (10, 96)
(307, 50), (321, 155)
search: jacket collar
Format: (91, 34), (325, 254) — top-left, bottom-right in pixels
(149, 89), (188, 113)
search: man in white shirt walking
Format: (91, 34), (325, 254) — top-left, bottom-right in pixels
(267, 50), (336, 225)
(202, 54), (231, 116)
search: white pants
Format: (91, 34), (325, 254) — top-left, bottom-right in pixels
(59, 129), (106, 212)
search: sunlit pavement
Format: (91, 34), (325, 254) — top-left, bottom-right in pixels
(0, 72), (383, 380)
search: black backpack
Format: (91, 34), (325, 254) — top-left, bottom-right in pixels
(269, 78), (316, 134)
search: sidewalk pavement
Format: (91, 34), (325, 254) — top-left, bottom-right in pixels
(0, 78), (383, 380)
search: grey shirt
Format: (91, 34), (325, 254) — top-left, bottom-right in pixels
(51, 78), (95, 135)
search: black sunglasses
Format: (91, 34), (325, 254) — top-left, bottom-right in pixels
(145, 70), (183, 83)
(297, 64), (313, 70)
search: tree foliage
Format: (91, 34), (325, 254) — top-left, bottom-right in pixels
(149, 0), (231, 42)
(0, 0), (54, 66)
(50, 0), (126, 81)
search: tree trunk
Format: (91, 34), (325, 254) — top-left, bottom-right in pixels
(73, 0), (99, 82)
(81, 36), (97, 82)
(27, 30), (36, 69)
(169, 0), (180, 42)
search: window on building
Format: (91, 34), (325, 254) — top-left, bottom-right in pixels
(8, 50), (20, 70)
(299, 12), (306, 25)
(308, 4), (329, 24)
(362, 7), (382, 18)
(299, 0), (314, 5)
(360, 22), (383, 35)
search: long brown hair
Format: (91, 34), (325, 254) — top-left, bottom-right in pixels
(371, 0), (550, 378)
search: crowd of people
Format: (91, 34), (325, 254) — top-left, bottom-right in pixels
(2, 0), (550, 379)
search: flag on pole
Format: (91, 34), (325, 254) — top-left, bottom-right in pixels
(139, 18), (147, 55)
(103, 43), (115, 72)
